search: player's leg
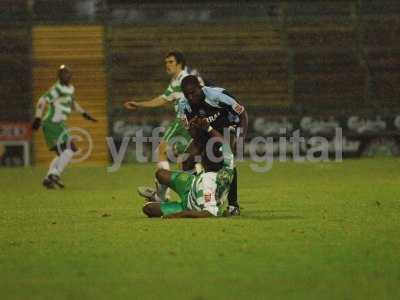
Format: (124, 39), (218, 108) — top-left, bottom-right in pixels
(138, 169), (174, 202)
(157, 118), (184, 200)
(181, 128), (205, 172)
(142, 202), (163, 217)
(55, 142), (76, 175)
(226, 131), (240, 215)
(157, 118), (194, 199)
(156, 140), (171, 201)
(226, 167), (240, 214)
(141, 170), (191, 217)
(42, 121), (64, 188)
(156, 169), (193, 201)
(142, 201), (184, 218)
(43, 153), (58, 189)
(42, 121), (76, 188)
(46, 142), (76, 188)
(182, 140), (201, 172)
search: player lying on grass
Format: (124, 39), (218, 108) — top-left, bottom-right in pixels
(178, 75), (248, 216)
(140, 118), (235, 218)
(124, 51), (204, 201)
(32, 65), (97, 189)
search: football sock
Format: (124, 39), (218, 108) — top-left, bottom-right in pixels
(156, 160), (170, 200)
(227, 167), (238, 207)
(47, 156), (60, 177)
(57, 149), (74, 175)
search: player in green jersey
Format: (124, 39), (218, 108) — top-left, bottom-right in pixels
(32, 65), (97, 189)
(139, 118), (234, 218)
(124, 51), (203, 200)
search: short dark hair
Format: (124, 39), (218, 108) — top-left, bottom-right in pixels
(181, 75), (201, 89)
(166, 51), (186, 69)
(58, 64), (70, 75)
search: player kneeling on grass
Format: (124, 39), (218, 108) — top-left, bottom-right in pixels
(32, 65), (97, 189)
(140, 120), (234, 218)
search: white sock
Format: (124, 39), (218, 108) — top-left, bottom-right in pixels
(156, 161), (171, 200)
(56, 149), (74, 175)
(47, 156), (60, 176)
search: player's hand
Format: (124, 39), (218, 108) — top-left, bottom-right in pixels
(82, 112), (98, 122)
(189, 117), (209, 130)
(32, 117), (41, 130)
(124, 101), (139, 110)
(199, 118), (209, 130)
(189, 117), (202, 128)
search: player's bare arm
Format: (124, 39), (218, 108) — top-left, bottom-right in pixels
(32, 96), (48, 130)
(73, 101), (98, 122)
(124, 96), (168, 110)
(238, 109), (249, 139)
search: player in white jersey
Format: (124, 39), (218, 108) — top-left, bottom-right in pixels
(140, 118), (235, 218)
(124, 51), (203, 200)
(32, 65), (97, 189)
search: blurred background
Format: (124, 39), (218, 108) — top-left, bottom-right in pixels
(0, 0), (399, 167)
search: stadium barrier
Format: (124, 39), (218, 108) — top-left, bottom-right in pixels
(0, 123), (32, 167)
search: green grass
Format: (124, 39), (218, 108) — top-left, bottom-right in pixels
(1, 159), (400, 300)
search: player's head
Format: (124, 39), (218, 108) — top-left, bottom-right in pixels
(58, 65), (72, 85)
(181, 75), (205, 106)
(165, 51), (185, 76)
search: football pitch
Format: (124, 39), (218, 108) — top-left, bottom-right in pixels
(1, 159), (399, 300)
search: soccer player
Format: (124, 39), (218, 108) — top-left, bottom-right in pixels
(32, 65), (97, 188)
(178, 75), (248, 216)
(124, 51), (203, 200)
(141, 119), (234, 218)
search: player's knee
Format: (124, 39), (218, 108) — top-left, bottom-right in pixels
(142, 202), (162, 218)
(69, 142), (78, 153)
(55, 142), (78, 154)
(155, 169), (169, 184)
(142, 203), (152, 217)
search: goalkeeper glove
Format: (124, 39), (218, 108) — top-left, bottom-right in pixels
(82, 112), (98, 122)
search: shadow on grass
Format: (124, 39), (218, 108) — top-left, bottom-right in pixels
(238, 215), (304, 221)
(243, 209), (295, 214)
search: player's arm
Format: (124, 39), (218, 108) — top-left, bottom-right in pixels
(163, 210), (214, 218)
(32, 96), (48, 130)
(217, 91), (248, 139)
(73, 101), (97, 122)
(238, 108), (248, 139)
(124, 96), (168, 110)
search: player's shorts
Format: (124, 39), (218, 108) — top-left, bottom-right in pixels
(160, 171), (194, 216)
(162, 118), (193, 155)
(42, 121), (70, 150)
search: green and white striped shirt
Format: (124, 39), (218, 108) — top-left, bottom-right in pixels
(186, 144), (235, 216)
(160, 70), (189, 116)
(42, 81), (75, 124)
